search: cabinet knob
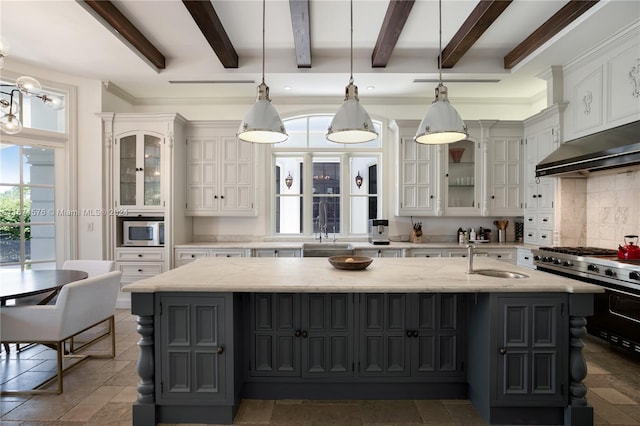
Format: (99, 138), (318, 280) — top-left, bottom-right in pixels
(430, 195), (434, 199)
(214, 195), (218, 199)
(532, 195), (537, 198)
(221, 195), (224, 199)
(412, 330), (419, 338)
(301, 330), (308, 338)
(499, 347), (507, 355)
(138, 254), (143, 258)
(295, 330), (302, 337)
(191, 254), (195, 258)
(406, 330), (413, 338)
(217, 346), (224, 355)
(491, 196), (495, 199)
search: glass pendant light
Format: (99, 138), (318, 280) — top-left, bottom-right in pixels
(415, 0), (467, 145)
(16, 76), (43, 95)
(326, 0), (377, 144)
(0, 112), (23, 134)
(237, 0), (287, 144)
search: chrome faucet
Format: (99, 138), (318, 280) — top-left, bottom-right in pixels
(466, 244), (488, 274)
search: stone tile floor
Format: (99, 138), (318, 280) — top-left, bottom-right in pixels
(1, 309), (639, 425)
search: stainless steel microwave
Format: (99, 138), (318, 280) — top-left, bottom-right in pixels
(123, 220), (164, 246)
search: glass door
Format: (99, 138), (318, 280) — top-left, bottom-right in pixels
(143, 134), (162, 206)
(446, 139), (477, 212)
(119, 135), (137, 206)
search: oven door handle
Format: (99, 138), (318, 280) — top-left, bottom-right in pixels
(608, 291), (640, 325)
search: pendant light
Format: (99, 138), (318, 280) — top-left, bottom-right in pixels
(326, 0), (377, 144)
(414, 0), (467, 145)
(237, 0), (288, 144)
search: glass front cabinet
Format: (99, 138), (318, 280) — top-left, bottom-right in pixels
(444, 138), (480, 215)
(115, 131), (164, 210)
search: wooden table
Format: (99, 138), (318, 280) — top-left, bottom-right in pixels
(0, 269), (88, 305)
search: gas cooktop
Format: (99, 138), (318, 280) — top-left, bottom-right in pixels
(538, 246), (618, 256)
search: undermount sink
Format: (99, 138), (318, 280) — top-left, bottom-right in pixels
(302, 243), (354, 257)
(473, 269), (530, 279)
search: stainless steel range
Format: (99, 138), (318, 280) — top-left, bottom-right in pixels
(532, 246), (640, 358)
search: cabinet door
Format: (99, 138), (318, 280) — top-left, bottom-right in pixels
(220, 136), (254, 213)
(116, 131), (163, 209)
(411, 294), (462, 376)
(398, 139), (437, 215)
(158, 296), (226, 402)
(301, 294), (354, 377)
(489, 138), (522, 214)
(494, 296), (566, 406)
(250, 293), (301, 377)
(359, 294), (411, 377)
(187, 138), (219, 211)
(445, 139), (480, 215)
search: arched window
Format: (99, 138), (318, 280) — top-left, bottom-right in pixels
(272, 114), (383, 237)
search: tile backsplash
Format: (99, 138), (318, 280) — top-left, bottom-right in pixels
(563, 169), (640, 249)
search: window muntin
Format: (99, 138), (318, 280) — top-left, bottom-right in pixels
(0, 145), (56, 269)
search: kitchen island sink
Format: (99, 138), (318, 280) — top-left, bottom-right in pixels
(473, 269), (530, 279)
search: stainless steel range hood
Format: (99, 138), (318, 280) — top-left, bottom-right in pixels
(536, 120), (640, 177)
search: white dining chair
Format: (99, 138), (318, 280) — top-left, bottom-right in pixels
(62, 259), (116, 277)
(0, 271), (122, 394)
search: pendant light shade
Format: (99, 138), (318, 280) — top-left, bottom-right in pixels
(327, 81), (377, 143)
(414, 0), (467, 145)
(237, 0), (287, 144)
(238, 82), (288, 143)
(327, 0), (377, 144)
(415, 83), (467, 144)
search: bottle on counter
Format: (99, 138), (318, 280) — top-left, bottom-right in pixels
(469, 228), (476, 241)
(458, 228), (464, 244)
(478, 227), (484, 240)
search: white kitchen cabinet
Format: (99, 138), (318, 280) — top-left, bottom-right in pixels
(114, 131), (164, 211)
(100, 113), (190, 308)
(253, 248), (301, 257)
(406, 249), (444, 258)
(186, 121), (257, 216)
(517, 248), (535, 269)
(487, 137), (523, 216)
(444, 138), (481, 216)
(523, 105), (565, 246)
(356, 248), (403, 258)
(392, 119), (522, 217)
(397, 133), (438, 216)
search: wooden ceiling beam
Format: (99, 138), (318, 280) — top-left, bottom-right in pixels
(289, 0), (312, 68)
(78, 0), (166, 71)
(182, 0), (239, 69)
(504, 0), (599, 70)
(440, 0), (512, 69)
(372, 0), (415, 68)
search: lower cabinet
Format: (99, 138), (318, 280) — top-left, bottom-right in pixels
(252, 249), (301, 257)
(356, 248), (403, 258)
(157, 295), (228, 403)
(249, 293), (354, 378)
(468, 293), (568, 424)
(359, 293), (463, 378)
(247, 292), (463, 380)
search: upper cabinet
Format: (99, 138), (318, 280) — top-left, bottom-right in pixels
(185, 121), (257, 216)
(523, 105), (565, 246)
(391, 120), (523, 217)
(444, 137), (481, 216)
(115, 131), (164, 210)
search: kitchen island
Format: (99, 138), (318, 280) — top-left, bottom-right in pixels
(123, 257), (603, 426)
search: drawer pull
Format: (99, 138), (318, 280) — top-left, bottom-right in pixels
(138, 269), (143, 272)
(138, 254), (143, 258)
(191, 254), (195, 258)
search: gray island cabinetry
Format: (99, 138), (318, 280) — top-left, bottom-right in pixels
(124, 257), (602, 426)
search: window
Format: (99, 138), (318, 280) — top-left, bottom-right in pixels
(273, 114), (382, 237)
(0, 144), (56, 269)
(1, 80), (67, 134)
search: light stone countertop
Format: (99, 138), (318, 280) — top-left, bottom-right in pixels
(174, 241), (533, 250)
(122, 257), (603, 294)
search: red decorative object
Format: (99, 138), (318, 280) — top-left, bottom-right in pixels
(449, 148), (465, 163)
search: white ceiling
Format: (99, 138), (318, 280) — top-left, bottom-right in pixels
(1, 0), (639, 103)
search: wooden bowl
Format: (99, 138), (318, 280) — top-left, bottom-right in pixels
(328, 256), (373, 270)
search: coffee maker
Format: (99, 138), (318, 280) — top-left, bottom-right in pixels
(369, 219), (390, 245)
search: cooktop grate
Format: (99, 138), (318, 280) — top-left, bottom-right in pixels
(538, 246), (618, 256)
